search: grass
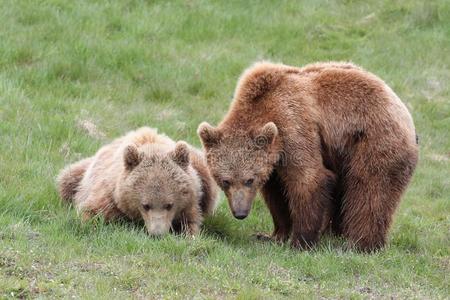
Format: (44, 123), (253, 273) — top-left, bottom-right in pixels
(0, 0), (449, 298)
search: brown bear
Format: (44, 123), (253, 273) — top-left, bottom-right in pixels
(198, 61), (418, 252)
(57, 127), (219, 236)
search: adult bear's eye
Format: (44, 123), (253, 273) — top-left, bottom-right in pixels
(143, 204), (152, 211)
(244, 178), (254, 187)
(222, 180), (231, 189)
(164, 203), (173, 211)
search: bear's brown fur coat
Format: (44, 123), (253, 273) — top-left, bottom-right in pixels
(198, 61), (418, 252)
(58, 127), (218, 236)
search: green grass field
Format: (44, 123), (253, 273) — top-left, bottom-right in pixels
(1, 0), (449, 298)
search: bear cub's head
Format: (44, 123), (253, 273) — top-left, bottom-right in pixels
(197, 122), (280, 220)
(118, 142), (199, 236)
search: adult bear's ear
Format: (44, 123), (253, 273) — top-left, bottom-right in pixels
(255, 122), (278, 147)
(197, 122), (222, 148)
(124, 145), (142, 171)
(171, 141), (190, 170)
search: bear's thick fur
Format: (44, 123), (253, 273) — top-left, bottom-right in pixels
(57, 127), (218, 236)
(198, 61), (418, 252)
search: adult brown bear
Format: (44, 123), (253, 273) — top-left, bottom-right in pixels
(198, 61), (418, 252)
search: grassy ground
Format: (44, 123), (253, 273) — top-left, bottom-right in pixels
(0, 0), (449, 298)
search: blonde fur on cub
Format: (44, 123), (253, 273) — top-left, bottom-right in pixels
(57, 127), (218, 236)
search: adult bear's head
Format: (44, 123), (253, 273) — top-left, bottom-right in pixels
(197, 122), (280, 220)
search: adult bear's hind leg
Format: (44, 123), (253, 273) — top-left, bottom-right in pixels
(340, 144), (418, 252)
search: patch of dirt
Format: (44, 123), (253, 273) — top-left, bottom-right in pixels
(7, 287), (31, 299)
(436, 257), (450, 273)
(27, 231), (40, 241)
(76, 119), (105, 139)
(267, 262), (292, 282)
(358, 286), (373, 294)
(75, 262), (105, 272)
(155, 107), (179, 121)
(0, 255), (16, 268)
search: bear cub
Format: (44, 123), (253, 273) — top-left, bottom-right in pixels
(57, 127), (218, 236)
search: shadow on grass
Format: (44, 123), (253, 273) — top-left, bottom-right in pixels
(49, 202), (366, 257)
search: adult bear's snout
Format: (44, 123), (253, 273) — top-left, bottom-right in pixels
(233, 210), (249, 220)
(229, 189), (252, 220)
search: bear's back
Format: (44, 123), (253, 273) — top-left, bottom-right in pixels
(127, 127), (175, 149)
(228, 61), (416, 148)
(309, 65), (416, 147)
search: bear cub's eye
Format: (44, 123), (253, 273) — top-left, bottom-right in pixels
(143, 204), (152, 211)
(244, 178), (254, 187)
(164, 203), (173, 211)
(222, 180), (231, 189)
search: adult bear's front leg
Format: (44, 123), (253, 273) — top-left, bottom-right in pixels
(283, 166), (336, 249)
(259, 171), (292, 243)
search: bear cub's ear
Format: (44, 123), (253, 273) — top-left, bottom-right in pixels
(172, 141), (190, 170)
(256, 122), (278, 146)
(197, 122), (222, 148)
(124, 145), (142, 171)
